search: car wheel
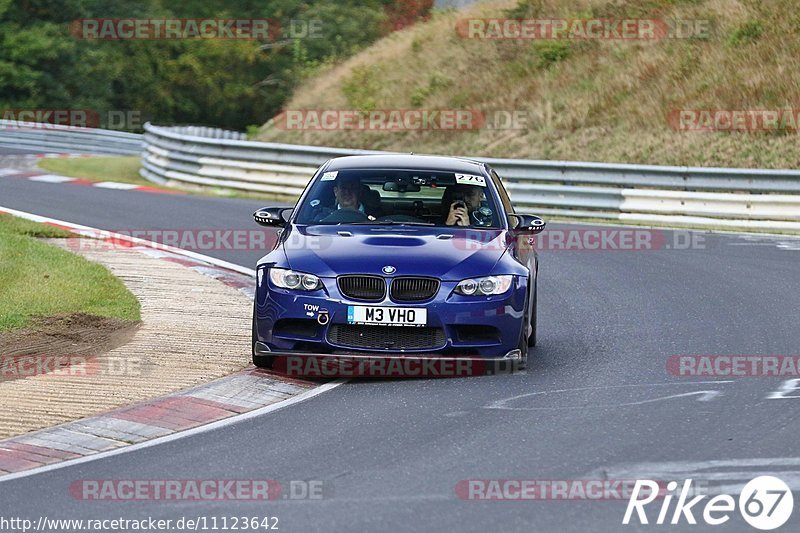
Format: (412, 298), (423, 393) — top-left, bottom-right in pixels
(252, 301), (274, 369)
(515, 304), (530, 371)
(528, 279), (537, 348)
(516, 337), (529, 371)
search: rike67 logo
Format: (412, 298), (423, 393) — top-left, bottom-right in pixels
(624, 476), (794, 530)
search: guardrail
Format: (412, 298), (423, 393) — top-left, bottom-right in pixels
(140, 122), (382, 198)
(141, 122), (800, 232)
(0, 120), (143, 155)
(3, 120), (794, 231)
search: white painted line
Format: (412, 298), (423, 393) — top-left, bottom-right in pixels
(484, 381), (734, 410)
(0, 205), (255, 277)
(584, 458), (800, 493)
(0, 169), (18, 176)
(93, 181), (140, 190)
(662, 471), (800, 481)
(28, 174), (75, 183)
(727, 242), (783, 247)
(619, 212), (800, 231)
(0, 380), (344, 483)
(597, 457), (800, 474)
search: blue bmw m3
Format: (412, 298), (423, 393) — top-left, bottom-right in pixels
(252, 154), (545, 375)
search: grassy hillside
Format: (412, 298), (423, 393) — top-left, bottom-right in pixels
(255, 0), (800, 169)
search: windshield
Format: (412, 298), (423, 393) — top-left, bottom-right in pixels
(294, 169), (502, 228)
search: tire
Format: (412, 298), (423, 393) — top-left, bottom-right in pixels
(528, 284), (537, 348)
(252, 301), (274, 369)
(515, 304), (530, 371)
(515, 334), (529, 371)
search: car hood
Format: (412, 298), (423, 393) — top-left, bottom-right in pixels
(281, 225), (511, 280)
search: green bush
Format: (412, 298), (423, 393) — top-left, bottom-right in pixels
(533, 41), (572, 69)
(728, 20), (764, 46)
(342, 65), (384, 111)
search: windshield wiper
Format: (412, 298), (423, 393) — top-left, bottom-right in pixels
(351, 221), (434, 226)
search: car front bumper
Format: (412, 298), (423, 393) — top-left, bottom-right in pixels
(254, 272), (528, 360)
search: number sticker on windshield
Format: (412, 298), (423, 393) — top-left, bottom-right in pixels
(455, 173), (486, 187)
(321, 171), (338, 181)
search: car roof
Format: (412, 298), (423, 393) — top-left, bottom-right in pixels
(322, 154), (487, 174)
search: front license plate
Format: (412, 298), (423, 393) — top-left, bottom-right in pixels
(347, 306), (427, 327)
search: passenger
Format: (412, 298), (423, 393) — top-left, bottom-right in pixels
(443, 184), (484, 226)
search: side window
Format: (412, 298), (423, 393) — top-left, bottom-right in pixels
(491, 169), (514, 214)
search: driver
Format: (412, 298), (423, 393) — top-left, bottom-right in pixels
(317, 174), (376, 223)
(333, 174), (363, 212)
(444, 184), (484, 226)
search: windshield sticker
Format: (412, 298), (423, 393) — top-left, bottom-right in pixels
(455, 173), (486, 187)
(321, 171), (338, 181)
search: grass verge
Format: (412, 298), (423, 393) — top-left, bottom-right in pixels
(36, 156), (284, 202)
(37, 156), (156, 187)
(0, 214), (141, 331)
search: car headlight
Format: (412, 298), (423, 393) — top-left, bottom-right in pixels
(269, 268), (322, 291)
(454, 275), (513, 296)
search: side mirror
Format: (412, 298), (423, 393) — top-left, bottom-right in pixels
(254, 207), (292, 227)
(508, 214), (546, 233)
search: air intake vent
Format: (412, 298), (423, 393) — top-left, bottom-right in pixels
(327, 324), (445, 350)
(390, 277), (439, 302)
(338, 275), (386, 301)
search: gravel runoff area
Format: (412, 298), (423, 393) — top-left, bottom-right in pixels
(0, 237), (253, 439)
